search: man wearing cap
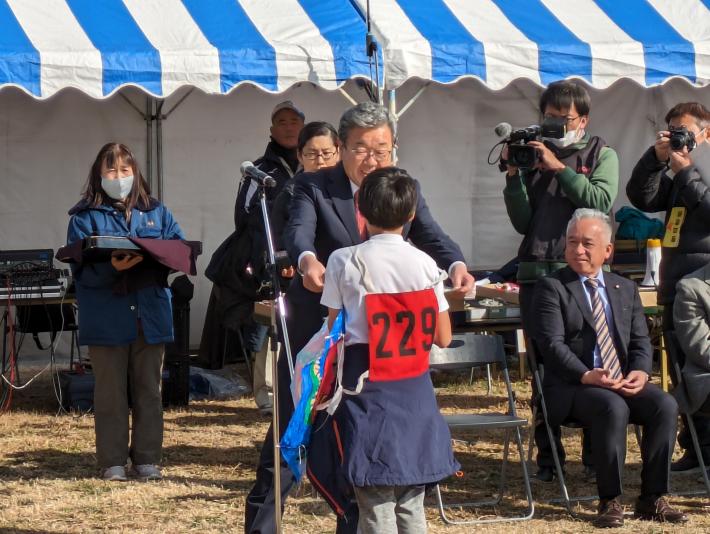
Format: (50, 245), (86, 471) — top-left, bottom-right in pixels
(236, 101), (305, 414)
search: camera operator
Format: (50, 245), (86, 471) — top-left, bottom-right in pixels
(626, 102), (710, 472)
(502, 80), (619, 482)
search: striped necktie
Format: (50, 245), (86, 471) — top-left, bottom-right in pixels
(584, 278), (623, 379)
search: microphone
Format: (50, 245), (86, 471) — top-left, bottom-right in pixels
(240, 161), (277, 187)
(494, 122), (512, 139)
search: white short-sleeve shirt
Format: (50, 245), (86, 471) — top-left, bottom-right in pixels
(321, 233), (449, 345)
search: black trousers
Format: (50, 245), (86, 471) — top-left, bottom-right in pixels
(566, 383), (678, 499)
(663, 307), (710, 459)
(520, 283), (593, 468)
(244, 309), (359, 534)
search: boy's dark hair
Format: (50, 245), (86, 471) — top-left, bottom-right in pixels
(358, 167), (417, 230)
(665, 102), (710, 129)
(539, 80), (591, 116)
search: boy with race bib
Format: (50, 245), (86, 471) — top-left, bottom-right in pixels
(319, 167), (458, 533)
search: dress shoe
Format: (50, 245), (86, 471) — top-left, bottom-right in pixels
(671, 450), (701, 472)
(634, 495), (688, 523)
(594, 497), (624, 528)
(535, 466), (564, 482)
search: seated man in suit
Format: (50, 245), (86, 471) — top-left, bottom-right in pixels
(533, 208), (686, 528)
(674, 263), (710, 438)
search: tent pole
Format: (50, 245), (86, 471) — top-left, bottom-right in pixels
(156, 100), (164, 202)
(146, 96), (154, 192)
(388, 89), (398, 162)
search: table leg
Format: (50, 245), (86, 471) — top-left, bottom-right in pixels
(517, 329), (526, 380)
(660, 333), (669, 392)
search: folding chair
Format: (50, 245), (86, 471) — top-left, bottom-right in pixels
(430, 333), (534, 524)
(527, 344), (643, 514)
(664, 330), (710, 496)
(430, 335), (494, 393)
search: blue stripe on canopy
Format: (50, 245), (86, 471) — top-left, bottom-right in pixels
(67, 0), (162, 96)
(396, 0), (486, 83)
(595, 0), (696, 85)
(0, 0), (40, 96)
(182, 0), (278, 93)
(493, 0), (592, 85)
(299, 0), (376, 85)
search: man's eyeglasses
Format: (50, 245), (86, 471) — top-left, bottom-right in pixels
(544, 114), (580, 125)
(348, 147), (393, 162)
(302, 150), (337, 161)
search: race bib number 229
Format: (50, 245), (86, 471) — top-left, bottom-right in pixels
(365, 288), (438, 382)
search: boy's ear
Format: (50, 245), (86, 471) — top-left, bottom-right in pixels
(407, 210), (415, 223)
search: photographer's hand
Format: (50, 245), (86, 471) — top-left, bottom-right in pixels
(654, 130), (671, 162)
(670, 146), (692, 174)
(501, 145), (519, 177)
(528, 141), (565, 173)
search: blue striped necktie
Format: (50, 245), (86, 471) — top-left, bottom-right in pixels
(585, 278), (623, 379)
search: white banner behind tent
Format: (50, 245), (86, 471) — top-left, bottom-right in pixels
(1, 79), (707, 345)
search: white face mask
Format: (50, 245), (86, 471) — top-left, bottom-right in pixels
(101, 175), (134, 200)
(545, 128), (584, 148)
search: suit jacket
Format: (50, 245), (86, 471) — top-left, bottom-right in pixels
(533, 266), (653, 425)
(673, 263), (710, 414)
(282, 162), (465, 351)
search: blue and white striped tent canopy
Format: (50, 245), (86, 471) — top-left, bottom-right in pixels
(0, 0), (374, 99)
(1, 0), (709, 100)
(358, 0), (710, 90)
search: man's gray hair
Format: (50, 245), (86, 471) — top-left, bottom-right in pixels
(338, 102), (396, 145)
(566, 208), (613, 243)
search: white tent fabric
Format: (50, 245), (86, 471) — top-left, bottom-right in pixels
(1, 79), (707, 341)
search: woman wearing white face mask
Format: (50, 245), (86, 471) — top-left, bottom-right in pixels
(66, 143), (184, 482)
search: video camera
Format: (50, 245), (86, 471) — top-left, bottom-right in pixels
(506, 117), (568, 168)
(668, 126), (696, 152)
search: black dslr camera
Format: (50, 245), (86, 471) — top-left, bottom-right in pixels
(507, 117), (568, 168)
(668, 126), (696, 152)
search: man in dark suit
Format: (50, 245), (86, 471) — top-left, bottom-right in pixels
(244, 102), (474, 534)
(533, 208), (686, 528)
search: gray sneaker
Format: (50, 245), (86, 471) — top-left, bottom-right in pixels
(132, 464), (162, 480)
(102, 465), (128, 481)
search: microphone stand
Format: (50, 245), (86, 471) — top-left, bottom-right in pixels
(252, 177), (295, 534)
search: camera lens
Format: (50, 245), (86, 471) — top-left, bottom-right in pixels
(670, 136), (684, 151)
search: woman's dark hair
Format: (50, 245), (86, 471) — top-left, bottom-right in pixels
(358, 167), (417, 230)
(82, 143), (151, 210)
(665, 102), (710, 129)
(297, 121), (338, 152)
(539, 80), (591, 116)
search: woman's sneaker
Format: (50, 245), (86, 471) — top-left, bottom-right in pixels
(102, 465), (128, 481)
(132, 464), (162, 480)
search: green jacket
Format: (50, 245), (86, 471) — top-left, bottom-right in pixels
(503, 134), (619, 283)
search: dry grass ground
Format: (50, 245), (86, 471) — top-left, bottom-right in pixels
(0, 365), (708, 533)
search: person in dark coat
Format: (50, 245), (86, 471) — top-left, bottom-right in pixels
(626, 101), (710, 471)
(199, 101), (304, 412)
